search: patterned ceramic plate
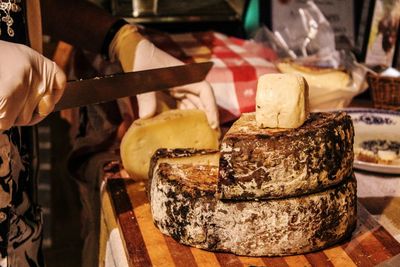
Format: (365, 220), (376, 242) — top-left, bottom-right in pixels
(343, 108), (400, 174)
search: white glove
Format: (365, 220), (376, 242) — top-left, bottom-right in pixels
(109, 25), (219, 129)
(0, 41), (66, 130)
(133, 39), (219, 129)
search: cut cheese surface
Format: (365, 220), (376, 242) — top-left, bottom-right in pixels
(150, 148), (220, 170)
(120, 109), (219, 179)
(256, 73), (309, 129)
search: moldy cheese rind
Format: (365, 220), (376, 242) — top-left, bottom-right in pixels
(218, 111), (354, 200)
(149, 149), (357, 256)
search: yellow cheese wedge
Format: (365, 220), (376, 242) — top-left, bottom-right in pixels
(256, 73), (309, 129)
(277, 62), (350, 91)
(120, 109), (219, 179)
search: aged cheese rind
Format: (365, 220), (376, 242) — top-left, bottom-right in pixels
(149, 153), (357, 256)
(219, 112), (354, 200)
(120, 109), (219, 180)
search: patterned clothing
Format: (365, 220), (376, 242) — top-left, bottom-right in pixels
(0, 1), (44, 266)
(68, 102), (122, 267)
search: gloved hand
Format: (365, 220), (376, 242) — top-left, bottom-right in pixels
(0, 40), (66, 130)
(109, 24), (219, 129)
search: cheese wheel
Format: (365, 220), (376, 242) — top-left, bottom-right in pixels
(149, 149), (357, 256)
(120, 109), (219, 179)
(256, 73), (309, 128)
(219, 111), (354, 200)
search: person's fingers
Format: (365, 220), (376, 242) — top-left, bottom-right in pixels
(168, 89), (186, 99)
(51, 64), (67, 95)
(0, 97), (17, 130)
(197, 82), (220, 129)
(177, 98), (197, 110)
(137, 92), (157, 119)
(0, 87), (24, 130)
(176, 100), (186, 110)
(21, 61), (66, 126)
(0, 43), (30, 128)
(203, 103), (219, 130)
(36, 67), (66, 116)
(28, 94), (56, 126)
(14, 89), (39, 126)
(37, 95), (54, 116)
(5, 77), (35, 127)
(170, 81), (219, 129)
(0, 42), (67, 129)
(182, 93), (205, 110)
(169, 82), (202, 97)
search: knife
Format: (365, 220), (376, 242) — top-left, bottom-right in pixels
(54, 61), (213, 111)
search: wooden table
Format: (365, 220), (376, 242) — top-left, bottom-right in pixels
(99, 161), (400, 267)
(98, 96), (400, 266)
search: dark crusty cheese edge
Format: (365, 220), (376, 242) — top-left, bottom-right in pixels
(218, 112), (354, 200)
(150, 158), (357, 256)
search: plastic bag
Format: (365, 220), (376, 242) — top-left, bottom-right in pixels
(252, 1), (368, 110)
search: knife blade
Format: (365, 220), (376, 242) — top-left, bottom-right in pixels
(54, 61), (213, 111)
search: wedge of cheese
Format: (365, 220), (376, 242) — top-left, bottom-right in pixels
(256, 73), (309, 129)
(277, 62), (350, 92)
(120, 109), (219, 179)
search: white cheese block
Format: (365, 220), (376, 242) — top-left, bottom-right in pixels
(120, 109), (219, 179)
(149, 149), (357, 256)
(256, 73), (309, 129)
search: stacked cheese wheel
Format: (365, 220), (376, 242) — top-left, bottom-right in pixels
(219, 112), (354, 200)
(149, 111), (356, 256)
(124, 74), (357, 256)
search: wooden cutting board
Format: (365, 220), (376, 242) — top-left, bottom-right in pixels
(103, 164), (400, 267)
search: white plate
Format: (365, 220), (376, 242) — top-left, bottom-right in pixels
(343, 108), (400, 174)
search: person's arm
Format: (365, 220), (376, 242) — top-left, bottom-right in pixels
(41, 0), (120, 55)
(41, 0), (219, 129)
(0, 40), (66, 130)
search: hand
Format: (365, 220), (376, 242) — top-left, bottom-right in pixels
(109, 25), (219, 129)
(137, 81), (219, 130)
(0, 41), (66, 130)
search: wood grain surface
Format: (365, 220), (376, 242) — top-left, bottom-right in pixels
(104, 170), (400, 267)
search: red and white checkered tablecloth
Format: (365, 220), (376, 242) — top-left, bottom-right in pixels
(145, 31), (279, 124)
